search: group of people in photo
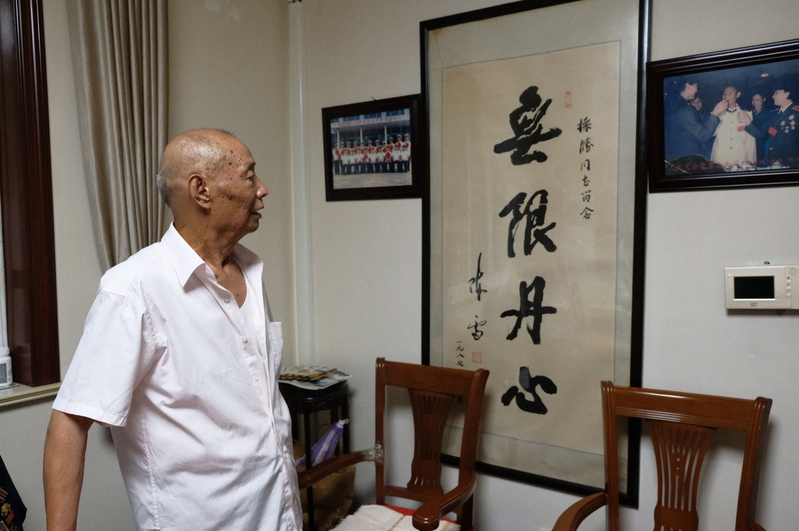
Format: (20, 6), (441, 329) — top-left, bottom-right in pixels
(664, 75), (798, 173)
(332, 133), (411, 175)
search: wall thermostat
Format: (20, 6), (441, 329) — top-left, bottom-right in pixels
(724, 265), (799, 309)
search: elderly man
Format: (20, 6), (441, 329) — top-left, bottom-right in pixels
(43, 129), (302, 531)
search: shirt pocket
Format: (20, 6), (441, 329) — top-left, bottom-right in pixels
(267, 321), (284, 374)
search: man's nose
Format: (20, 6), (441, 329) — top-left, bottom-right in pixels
(256, 176), (268, 198)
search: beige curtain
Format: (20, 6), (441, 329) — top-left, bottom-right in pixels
(67, 0), (168, 270)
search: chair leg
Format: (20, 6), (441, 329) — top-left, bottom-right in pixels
(307, 484), (316, 530)
(459, 495), (474, 531)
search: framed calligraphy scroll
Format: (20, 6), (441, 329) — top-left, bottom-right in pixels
(421, 0), (649, 502)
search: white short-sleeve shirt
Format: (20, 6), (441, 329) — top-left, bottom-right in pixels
(54, 225), (302, 530)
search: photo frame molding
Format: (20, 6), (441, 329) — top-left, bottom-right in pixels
(647, 38), (799, 192)
(322, 94), (423, 202)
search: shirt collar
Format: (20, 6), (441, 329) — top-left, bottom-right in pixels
(161, 223), (263, 288)
(161, 224), (207, 288)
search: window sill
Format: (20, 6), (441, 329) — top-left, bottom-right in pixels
(0, 382), (60, 410)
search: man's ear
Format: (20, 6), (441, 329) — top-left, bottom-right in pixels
(188, 174), (212, 209)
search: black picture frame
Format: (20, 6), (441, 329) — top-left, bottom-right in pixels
(648, 38), (799, 192)
(322, 94), (422, 201)
(421, 0), (649, 505)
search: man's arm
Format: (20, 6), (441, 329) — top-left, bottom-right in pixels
(740, 111), (770, 140)
(43, 410), (94, 531)
(688, 103), (724, 143)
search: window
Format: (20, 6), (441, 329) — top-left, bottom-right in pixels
(0, 0), (60, 386)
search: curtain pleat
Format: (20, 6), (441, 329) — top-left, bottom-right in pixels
(66, 0), (168, 270)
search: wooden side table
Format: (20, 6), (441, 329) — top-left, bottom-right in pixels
(279, 381), (350, 530)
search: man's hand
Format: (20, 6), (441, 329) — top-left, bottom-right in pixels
(738, 110), (752, 125)
(711, 100), (729, 116)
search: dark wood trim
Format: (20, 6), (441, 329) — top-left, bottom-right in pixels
(0, 0), (60, 386)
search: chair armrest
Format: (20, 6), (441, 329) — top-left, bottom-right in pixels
(297, 450), (370, 489)
(552, 492), (608, 531)
(749, 523), (766, 531)
(412, 478), (476, 531)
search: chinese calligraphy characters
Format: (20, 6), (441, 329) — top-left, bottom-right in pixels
(469, 252), (487, 301)
(499, 190), (557, 258)
(492, 86), (565, 416)
(578, 117), (596, 220)
(500, 277), (557, 344)
(455, 341), (465, 367)
(494, 86), (562, 165)
(468, 316), (487, 341)
(501, 367), (558, 414)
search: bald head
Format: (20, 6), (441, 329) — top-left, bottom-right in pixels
(156, 128), (238, 206)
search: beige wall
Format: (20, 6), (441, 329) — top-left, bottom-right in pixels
(1, 0), (797, 529)
(167, 0), (296, 359)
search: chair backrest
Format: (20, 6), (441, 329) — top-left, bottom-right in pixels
(374, 358), (489, 527)
(601, 381), (772, 531)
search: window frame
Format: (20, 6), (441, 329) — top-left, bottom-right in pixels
(0, 0), (60, 387)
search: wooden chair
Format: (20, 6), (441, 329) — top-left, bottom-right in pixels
(553, 381), (772, 531)
(297, 358), (489, 531)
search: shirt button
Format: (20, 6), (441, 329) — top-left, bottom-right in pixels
(242, 337), (248, 343)
(224, 297), (230, 303)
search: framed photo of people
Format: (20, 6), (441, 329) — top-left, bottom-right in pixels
(322, 95), (422, 201)
(421, 0), (649, 503)
(648, 38), (799, 192)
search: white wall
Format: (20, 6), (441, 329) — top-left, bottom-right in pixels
(298, 0), (799, 530)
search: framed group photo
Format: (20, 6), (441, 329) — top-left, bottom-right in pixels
(648, 38), (799, 192)
(322, 94), (422, 201)
(421, 0), (649, 503)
